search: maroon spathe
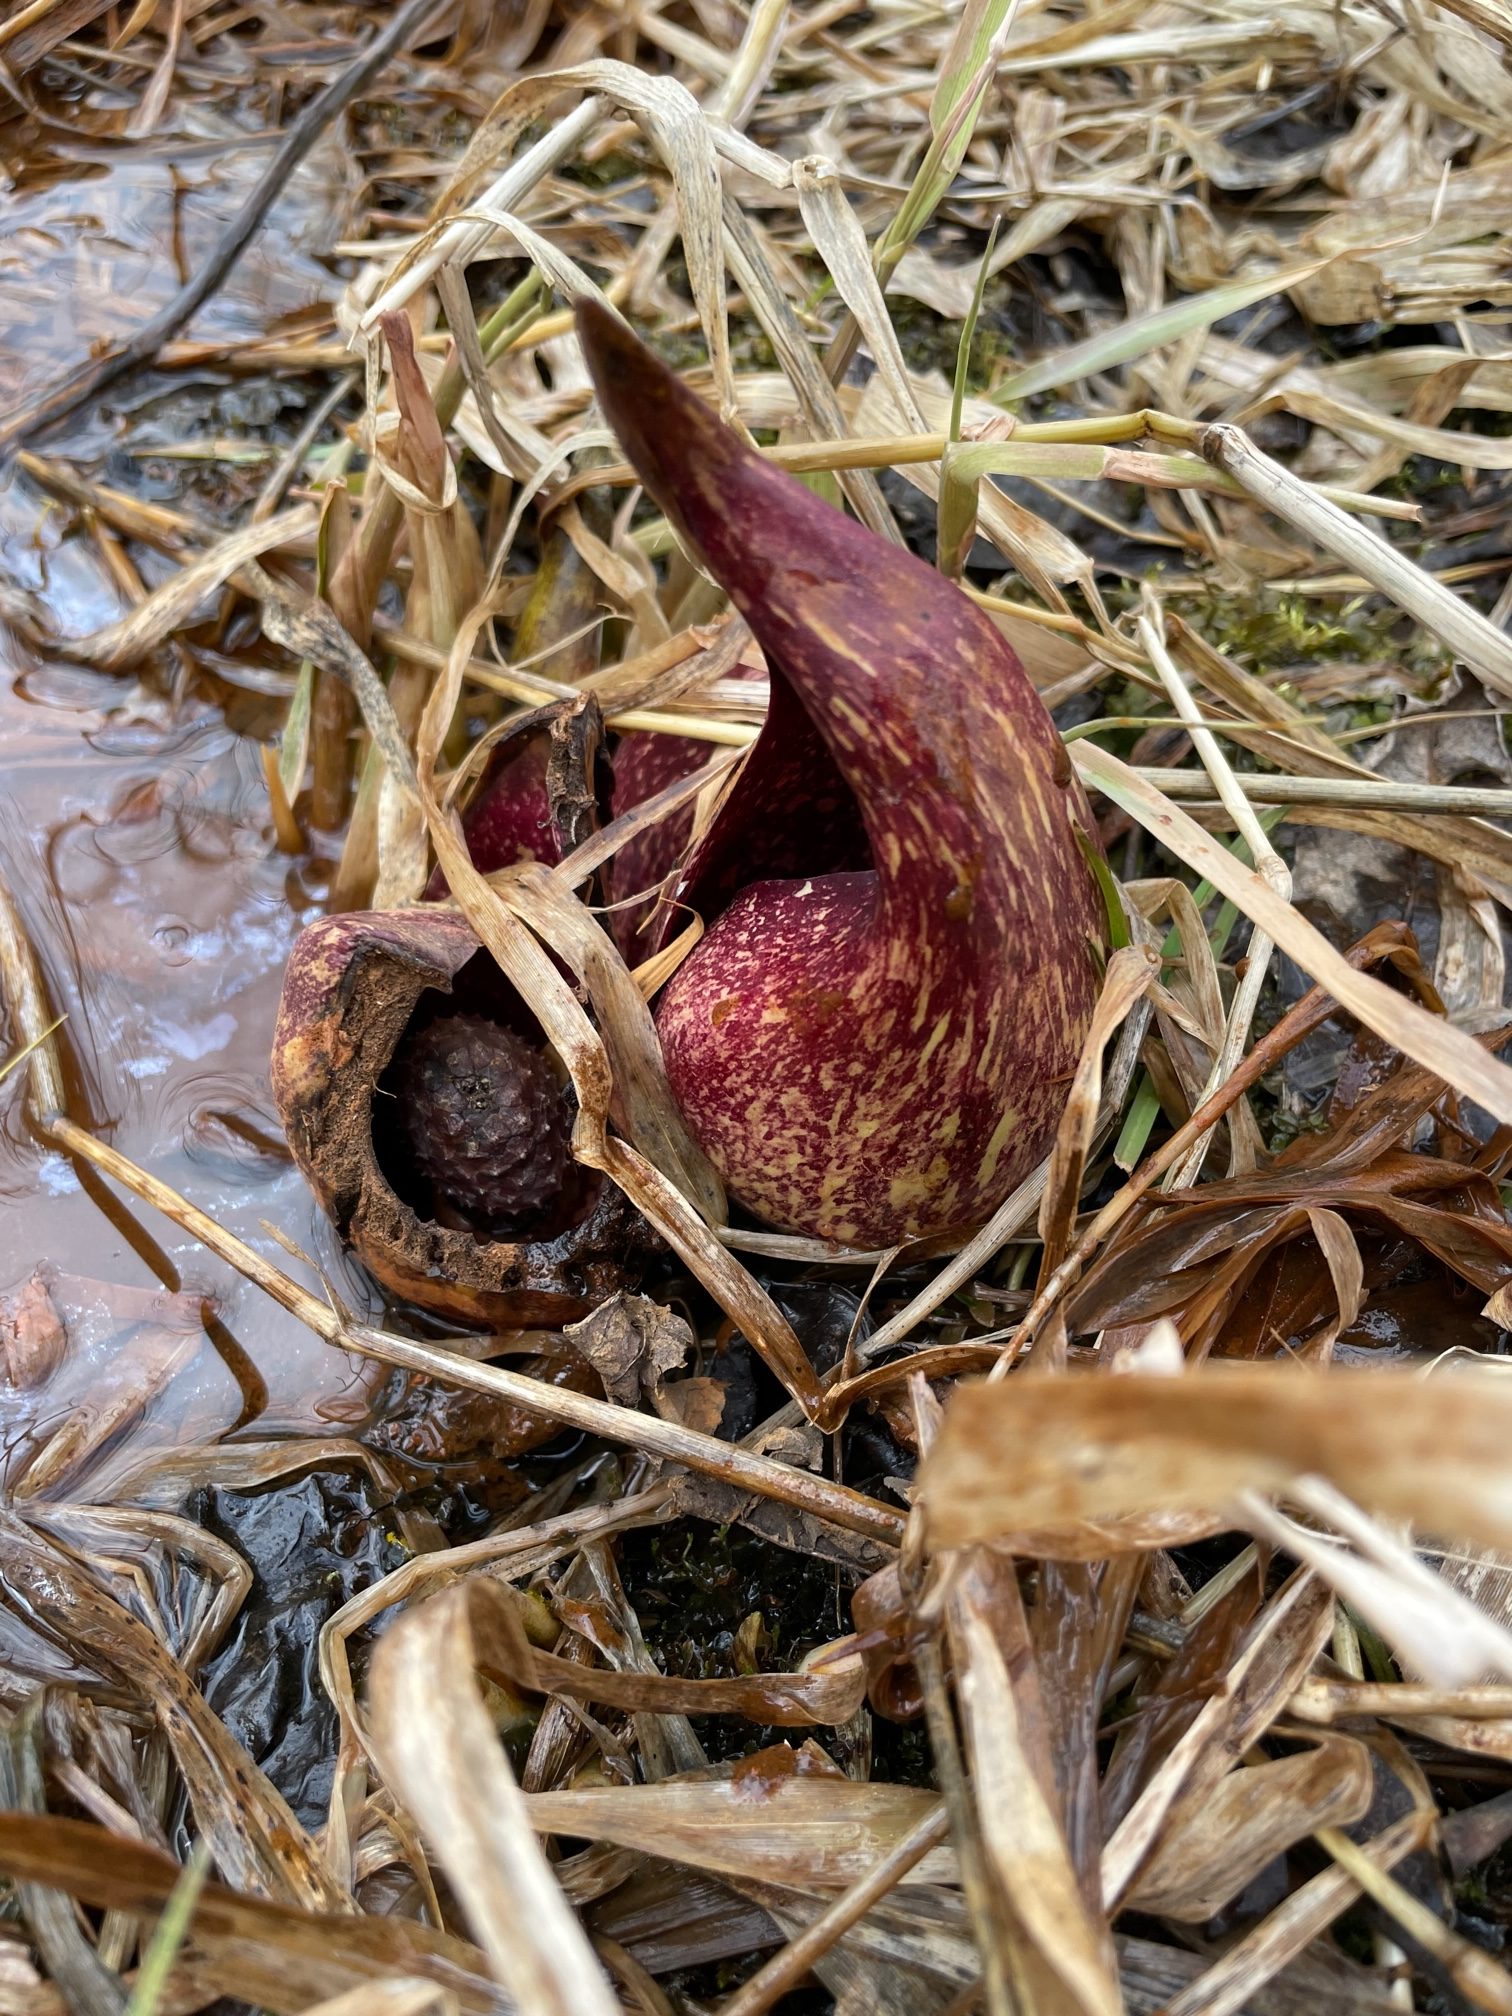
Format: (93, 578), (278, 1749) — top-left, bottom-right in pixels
(578, 301), (1107, 1247)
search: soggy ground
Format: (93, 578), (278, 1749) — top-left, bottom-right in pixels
(7, 3), (1512, 2012)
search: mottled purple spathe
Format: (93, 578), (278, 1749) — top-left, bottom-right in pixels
(577, 302), (1108, 1247)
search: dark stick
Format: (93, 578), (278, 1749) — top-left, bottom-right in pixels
(0, 0), (445, 456)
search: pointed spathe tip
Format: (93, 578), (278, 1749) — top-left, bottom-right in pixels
(574, 300), (756, 567)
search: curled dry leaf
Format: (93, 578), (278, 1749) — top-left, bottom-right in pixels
(565, 1292), (724, 1431)
(565, 1293), (692, 1408)
(466, 1569), (867, 1726)
(1037, 943), (1158, 1277)
(920, 1364), (1512, 1559)
(1124, 1736), (1374, 1922)
(0, 1267), (66, 1390)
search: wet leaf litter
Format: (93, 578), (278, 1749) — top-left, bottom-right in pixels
(3, 2), (1512, 2013)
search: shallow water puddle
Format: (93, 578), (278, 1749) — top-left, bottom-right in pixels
(0, 126), (374, 1486)
(0, 119), (351, 430)
(0, 616), (383, 1464)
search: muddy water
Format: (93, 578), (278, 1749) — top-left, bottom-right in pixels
(0, 126), (375, 1490)
(0, 569), (384, 1464)
(1, 115), (352, 437)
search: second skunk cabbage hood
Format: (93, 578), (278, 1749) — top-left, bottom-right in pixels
(578, 301), (1107, 1248)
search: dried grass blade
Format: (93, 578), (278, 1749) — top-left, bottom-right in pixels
(921, 1365), (1512, 1559)
(1100, 1573), (1334, 1912)
(1202, 421), (1512, 701)
(1158, 1810), (1429, 2016)
(716, 1806), (950, 2016)
(500, 860), (726, 1224)
(1141, 606), (1288, 1186)
(1241, 1481), (1512, 1687)
(295, 1985), (465, 2016)
(794, 157), (926, 433)
(0, 868), (66, 1118)
(368, 1579), (620, 2016)
(1038, 944), (1157, 1278)
(1316, 1824), (1512, 2013)
(363, 96), (604, 326)
(259, 582), (420, 808)
(3, 1698), (128, 2016)
(1073, 742), (1512, 1122)
(31, 1109), (898, 1542)
(947, 1554), (1123, 2015)
(522, 1776), (955, 1889)
(526, 62), (730, 404)
(993, 264), (1329, 405)
(0, 1814), (508, 2013)
(720, 200), (901, 543)
(62, 506), (315, 672)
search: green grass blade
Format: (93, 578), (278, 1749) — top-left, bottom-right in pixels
(124, 1840), (211, 2016)
(950, 216), (1001, 445)
(993, 260), (1326, 406)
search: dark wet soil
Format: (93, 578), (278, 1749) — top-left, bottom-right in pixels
(194, 1467), (408, 1827)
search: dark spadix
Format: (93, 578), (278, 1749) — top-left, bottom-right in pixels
(578, 300), (1107, 1248)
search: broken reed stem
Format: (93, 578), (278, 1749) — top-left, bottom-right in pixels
(0, 872), (66, 1118)
(1200, 421), (1512, 703)
(24, 1113), (902, 1548)
(717, 1804), (950, 2016)
(1141, 600), (1290, 1189)
(1295, 1680), (1512, 1720)
(1003, 931), (1410, 1357)
(1136, 771), (1512, 817)
(1316, 1826), (1512, 2015)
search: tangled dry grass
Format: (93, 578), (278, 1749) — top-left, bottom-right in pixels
(6, 0), (1512, 2010)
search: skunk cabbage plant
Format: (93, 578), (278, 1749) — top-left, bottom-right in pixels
(578, 299), (1107, 1247)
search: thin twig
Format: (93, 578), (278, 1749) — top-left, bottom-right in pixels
(1132, 770), (1512, 818)
(19, 1108), (903, 1548)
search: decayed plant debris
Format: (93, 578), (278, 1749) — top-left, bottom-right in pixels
(7, 0), (1512, 2012)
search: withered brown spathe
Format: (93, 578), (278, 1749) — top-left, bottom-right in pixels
(271, 907), (648, 1326)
